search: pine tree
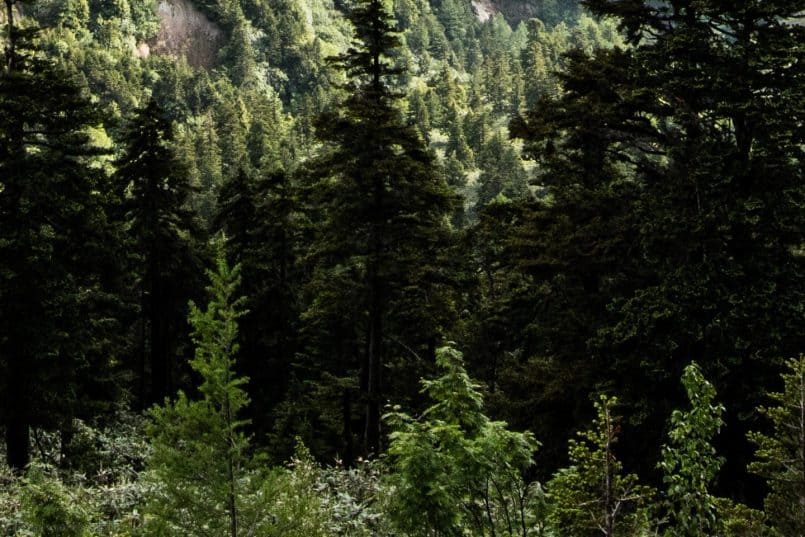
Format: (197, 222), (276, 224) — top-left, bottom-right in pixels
(215, 166), (301, 445)
(0, 0), (124, 470)
(303, 0), (456, 459)
(548, 395), (654, 537)
(144, 253), (266, 537)
(475, 133), (529, 209)
(114, 98), (205, 408)
(224, 4), (257, 86)
(748, 356), (805, 536)
(407, 88), (431, 144)
(445, 111), (474, 167)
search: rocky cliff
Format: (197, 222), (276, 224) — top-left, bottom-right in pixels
(150, 0), (224, 68)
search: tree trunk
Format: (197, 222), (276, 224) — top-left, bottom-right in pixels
(342, 390), (354, 467)
(2, 0), (29, 473)
(5, 342), (29, 471)
(363, 296), (382, 456)
(5, 415), (29, 471)
(225, 394), (238, 537)
(4, 0), (16, 74)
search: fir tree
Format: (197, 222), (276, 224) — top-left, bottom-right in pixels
(215, 166), (301, 446)
(548, 395), (654, 537)
(748, 356), (805, 536)
(0, 0), (124, 470)
(114, 98), (205, 408)
(144, 252), (254, 537)
(303, 0), (457, 459)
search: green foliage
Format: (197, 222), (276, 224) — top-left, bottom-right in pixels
(0, 0), (125, 470)
(748, 356), (805, 536)
(318, 458), (393, 536)
(114, 98), (206, 407)
(143, 252), (266, 536)
(659, 363), (724, 537)
(713, 499), (772, 537)
(256, 444), (331, 537)
(385, 344), (540, 536)
(19, 464), (92, 537)
(302, 0), (457, 460)
(508, 0), (805, 495)
(547, 395), (654, 537)
(9, 0), (802, 534)
(475, 133), (529, 209)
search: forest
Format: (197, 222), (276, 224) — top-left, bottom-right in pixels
(0, 0), (803, 533)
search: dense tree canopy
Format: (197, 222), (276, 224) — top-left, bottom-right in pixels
(0, 0), (803, 532)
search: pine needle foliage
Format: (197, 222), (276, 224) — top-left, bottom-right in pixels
(748, 356), (805, 537)
(548, 395), (654, 537)
(143, 252), (257, 537)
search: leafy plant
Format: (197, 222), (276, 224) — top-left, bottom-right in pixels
(385, 343), (541, 536)
(659, 363), (724, 537)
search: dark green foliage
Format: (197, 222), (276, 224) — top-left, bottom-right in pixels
(215, 166), (301, 447)
(507, 0), (805, 496)
(748, 356), (805, 536)
(5, 0), (804, 531)
(0, 1), (124, 470)
(114, 99), (206, 407)
(301, 0), (457, 460)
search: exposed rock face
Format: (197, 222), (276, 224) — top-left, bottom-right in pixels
(471, 0), (497, 22)
(493, 0), (541, 23)
(150, 0), (223, 68)
(470, 0), (546, 24)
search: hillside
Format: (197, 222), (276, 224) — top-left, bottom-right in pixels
(2, 0), (803, 534)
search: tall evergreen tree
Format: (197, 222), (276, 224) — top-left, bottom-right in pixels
(215, 166), (301, 445)
(509, 0), (804, 493)
(114, 99), (205, 408)
(302, 0), (457, 460)
(0, 0), (124, 470)
(748, 356), (805, 536)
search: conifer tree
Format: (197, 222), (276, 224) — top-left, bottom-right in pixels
(475, 133), (529, 209)
(114, 98), (205, 407)
(216, 166), (301, 443)
(748, 356), (805, 536)
(303, 0), (456, 459)
(144, 253), (256, 536)
(0, 0), (124, 470)
(445, 112), (474, 167)
(548, 395), (654, 537)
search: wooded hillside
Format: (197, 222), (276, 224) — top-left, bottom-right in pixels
(0, 0), (803, 534)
